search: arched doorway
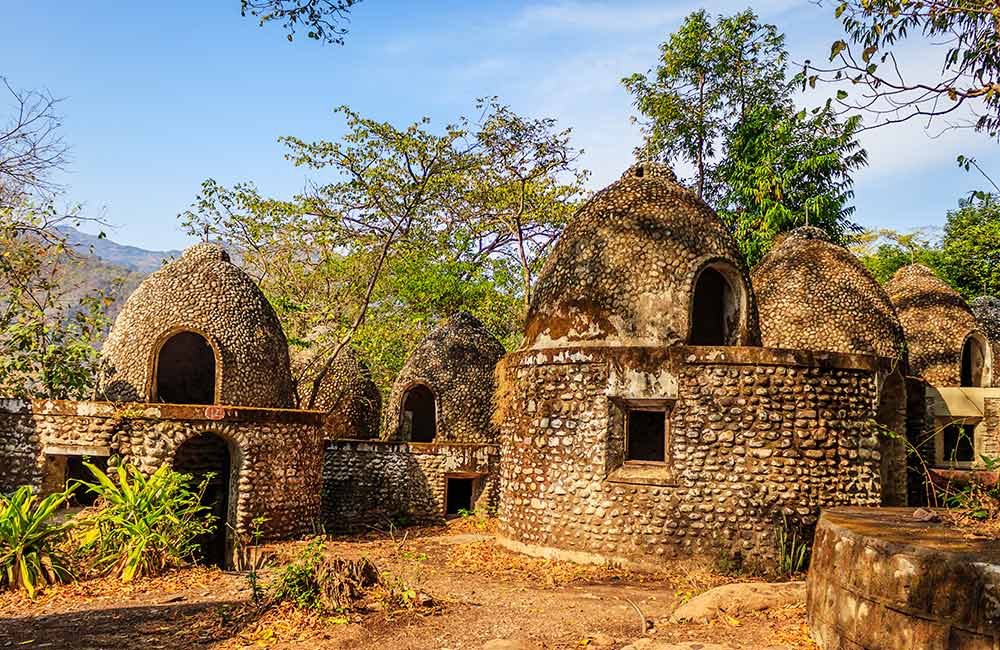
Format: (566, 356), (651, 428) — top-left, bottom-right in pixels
(155, 331), (216, 404)
(961, 333), (989, 387)
(690, 266), (741, 346)
(173, 432), (231, 567)
(876, 370), (908, 506)
(402, 384), (436, 442)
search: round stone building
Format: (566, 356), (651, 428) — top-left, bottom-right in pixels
(99, 243), (294, 407)
(383, 311), (505, 443)
(971, 295), (1000, 388)
(752, 226), (910, 505)
(887, 264), (992, 387)
(292, 342), (382, 439)
(497, 164), (884, 567)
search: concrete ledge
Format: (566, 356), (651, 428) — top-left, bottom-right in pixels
(0, 398), (326, 425)
(807, 507), (1000, 650)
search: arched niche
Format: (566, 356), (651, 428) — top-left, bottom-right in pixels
(152, 330), (218, 404)
(960, 332), (991, 388)
(688, 261), (746, 346)
(173, 432), (234, 567)
(401, 383), (437, 442)
(876, 369), (908, 506)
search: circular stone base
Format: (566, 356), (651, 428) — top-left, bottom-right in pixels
(807, 507), (999, 650)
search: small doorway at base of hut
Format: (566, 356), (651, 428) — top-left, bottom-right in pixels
(401, 384), (437, 442)
(445, 474), (480, 517)
(173, 433), (233, 567)
(40, 447), (110, 507)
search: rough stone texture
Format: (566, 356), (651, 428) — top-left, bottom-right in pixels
(383, 311), (505, 442)
(99, 243), (294, 407)
(497, 346), (883, 568)
(753, 227), (906, 361)
(887, 264), (984, 386)
(971, 295), (1000, 387)
(322, 439), (499, 532)
(292, 344), (381, 439)
(669, 580), (805, 623)
(523, 162), (761, 350)
(807, 507), (999, 650)
(0, 399), (324, 542)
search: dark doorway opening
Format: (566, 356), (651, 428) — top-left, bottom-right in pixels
(402, 384), (436, 442)
(626, 409), (667, 463)
(67, 456), (107, 507)
(943, 422), (976, 464)
(446, 477), (474, 516)
(156, 331), (216, 404)
(961, 335), (987, 387)
(173, 433), (231, 567)
(690, 267), (738, 346)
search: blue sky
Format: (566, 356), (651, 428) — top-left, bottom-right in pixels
(3, 0), (997, 251)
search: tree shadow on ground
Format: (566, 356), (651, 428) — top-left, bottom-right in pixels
(0, 599), (254, 650)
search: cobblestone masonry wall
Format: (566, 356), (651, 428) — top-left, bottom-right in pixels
(99, 243), (294, 408)
(0, 400), (324, 541)
(983, 397), (1000, 460)
(322, 439), (499, 532)
(887, 264), (984, 386)
(497, 347), (883, 567)
(972, 296), (1000, 388)
(383, 312), (505, 443)
(292, 345), (382, 439)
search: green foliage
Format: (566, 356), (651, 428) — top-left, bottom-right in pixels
(0, 486), (75, 598)
(180, 100), (586, 398)
(774, 513), (810, 578)
(624, 10), (865, 263)
(241, 0), (360, 44)
(73, 462), (215, 582)
(814, 0), (1000, 135)
(938, 193), (1000, 299)
(0, 203), (119, 399)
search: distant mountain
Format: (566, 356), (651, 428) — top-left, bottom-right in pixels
(58, 226), (181, 273)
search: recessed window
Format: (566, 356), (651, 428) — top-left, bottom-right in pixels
(626, 409), (667, 463)
(690, 265), (742, 346)
(942, 422), (976, 465)
(402, 384), (436, 442)
(961, 334), (989, 387)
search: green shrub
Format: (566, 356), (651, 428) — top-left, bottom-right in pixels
(73, 462), (215, 582)
(0, 486), (75, 598)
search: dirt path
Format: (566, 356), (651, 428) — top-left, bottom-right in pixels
(0, 522), (815, 649)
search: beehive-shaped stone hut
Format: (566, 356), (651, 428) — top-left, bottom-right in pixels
(524, 162), (760, 349)
(383, 311), (505, 443)
(292, 343), (381, 439)
(972, 296), (1000, 387)
(753, 226), (905, 360)
(497, 164), (884, 568)
(887, 265), (991, 387)
(752, 226), (909, 505)
(99, 243), (294, 407)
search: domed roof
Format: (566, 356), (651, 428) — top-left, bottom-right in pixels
(291, 342), (381, 439)
(971, 296), (1000, 342)
(752, 226), (906, 360)
(886, 264), (981, 385)
(384, 311), (505, 443)
(100, 243), (294, 407)
(523, 162), (759, 349)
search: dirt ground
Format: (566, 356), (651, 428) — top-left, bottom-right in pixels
(0, 518), (816, 650)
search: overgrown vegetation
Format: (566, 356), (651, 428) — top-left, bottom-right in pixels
(72, 463), (216, 582)
(0, 486), (75, 598)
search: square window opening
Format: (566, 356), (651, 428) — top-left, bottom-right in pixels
(942, 423), (976, 465)
(626, 409), (667, 463)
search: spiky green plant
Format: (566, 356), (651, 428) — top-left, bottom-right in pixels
(0, 486), (75, 598)
(73, 462), (216, 582)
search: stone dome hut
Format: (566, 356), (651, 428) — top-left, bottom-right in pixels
(751, 226), (909, 505)
(971, 296), (1000, 387)
(383, 311), (505, 443)
(292, 343), (381, 439)
(497, 164), (884, 568)
(752, 226), (906, 360)
(524, 162), (760, 349)
(99, 243), (294, 408)
(887, 265), (991, 387)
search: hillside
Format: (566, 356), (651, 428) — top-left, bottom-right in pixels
(58, 226), (181, 273)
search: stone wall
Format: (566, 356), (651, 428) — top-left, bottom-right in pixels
(322, 439), (499, 533)
(497, 346), (883, 568)
(0, 399), (325, 542)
